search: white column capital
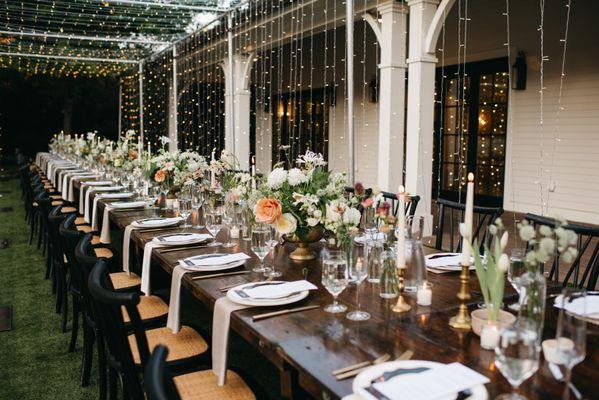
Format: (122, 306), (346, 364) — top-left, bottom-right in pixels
(406, 0), (440, 7)
(378, 0), (409, 15)
(406, 54), (438, 64)
(379, 62), (408, 70)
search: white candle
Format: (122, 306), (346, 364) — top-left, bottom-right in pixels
(210, 148), (217, 188)
(461, 173), (475, 266)
(147, 142), (151, 155)
(417, 282), (432, 306)
(251, 155), (256, 176)
(230, 226), (240, 239)
(396, 185), (406, 269)
(480, 324), (501, 350)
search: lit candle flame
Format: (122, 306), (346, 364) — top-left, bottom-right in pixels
(467, 172), (474, 182)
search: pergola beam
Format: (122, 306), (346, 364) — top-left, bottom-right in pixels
(0, 29), (170, 45)
(99, 0), (226, 12)
(0, 51), (139, 64)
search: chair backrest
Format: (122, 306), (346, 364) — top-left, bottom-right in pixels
(60, 215), (85, 288)
(434, 198), (504, 252)
(144, 346), (182, 400)
(525, 213), (599, 290)
(87, 261), (149, 400)
(48, 206), (68, 265)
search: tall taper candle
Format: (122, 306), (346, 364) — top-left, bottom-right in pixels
(396, 185), (406, 269)
(461, 173), (475, 266)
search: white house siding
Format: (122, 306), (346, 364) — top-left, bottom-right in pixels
(250, 21), (381, 188)
(437, 0), (599, 224)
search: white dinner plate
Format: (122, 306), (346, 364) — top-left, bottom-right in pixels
(179, 253), (246, 272)
(110, 200), (148, 209)
(226, 281), (310, 307)
(353, 360), (488, 400)
(132, 217), (181, 229)
(152, 232), (212, 246)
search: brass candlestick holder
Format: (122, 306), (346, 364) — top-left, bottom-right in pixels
(392, 266), (411, 313)
(448, 262), (472, 330)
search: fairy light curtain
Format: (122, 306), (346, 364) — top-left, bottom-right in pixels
(174, 18), (227, 156)
(0, 0), (228, 77)
(120, 72), (140, 133)
(143, 51), (172, 149)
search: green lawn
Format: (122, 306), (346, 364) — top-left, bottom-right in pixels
(0, 174), (280, 400)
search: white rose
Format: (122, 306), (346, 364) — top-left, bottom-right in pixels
(343, 207), (362, 226)
(267, 168), (288, 189)
(306, 217), (320, 227)
(276, 213), (297, 235)
(287, 168), (309, 186)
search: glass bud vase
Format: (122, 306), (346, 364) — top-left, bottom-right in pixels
(366, 240), (384, 283)
(379, 249), (398, 299)
(404, 238), (428, 292)
(516, 268), (547, 346)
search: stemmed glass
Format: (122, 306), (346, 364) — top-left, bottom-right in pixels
(206, 207), (223, 247)
(264, 226), (282, 278)
(178, 198), (193, 229)
(508, 249), (526, 311)
(222, 199), (235, 248)
(322, 251), (349, 313)
(347, 256), (370, 321)
(555, 290), (587, 400)
(494, 325), (540, 400)
(251, 224), (271, 273)
(148, 185), (161, 209)
(191, 185), (205, 229)
(363, 206), (378, 241)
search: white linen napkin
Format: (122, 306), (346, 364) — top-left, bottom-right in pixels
(91, 192), (133, 230)
(425, 254), (462, 269)
(84, 186), (123, 222)
(79, 181), (122, 214)
(140, 242), (167, 295)
(58, 169), (83, 192)
(68, 174), (100, 202)
(166, 265), (191, 333)
(212, 297), (251, 385)
(100, 206), (113, 244)
(237, 280), (317, 300)
(180, 253), (250, 269)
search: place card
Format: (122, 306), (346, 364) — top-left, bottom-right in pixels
(367, 362), (489, 400)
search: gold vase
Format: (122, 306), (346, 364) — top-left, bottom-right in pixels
(286, 226), (325, 261)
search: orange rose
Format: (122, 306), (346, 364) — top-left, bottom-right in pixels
(128, 150), (138, 160)
(154, 169), (166, 183)
(254, 198), (282, 224)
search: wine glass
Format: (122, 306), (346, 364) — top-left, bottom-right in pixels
(178, 198), (192, 229)
(363, 206), (378, 241)
(494, 325), (540, 400)
(508, 249), (526, 311)
(322, 251), (348, 314)
(206, 208), (223, 247)
(191, 185), (205, 229)
(347, 256), (370, 321)
(148, 185), (161, 209)
(251, 224), (271, 273)
(555, 290), (587, 400)
(222, 199), (235, 248)
(264, 226), (282, 278)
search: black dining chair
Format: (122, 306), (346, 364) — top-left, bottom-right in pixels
(144, 345), (259, 400)
(525, 213), (599, 290)
(434, 198), (504, 252)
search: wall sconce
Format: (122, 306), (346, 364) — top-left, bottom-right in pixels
(512, 51), (527, 90)
(369, 77), (379, 103)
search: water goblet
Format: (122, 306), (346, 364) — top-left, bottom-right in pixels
(555, 289), (587, 400)
(322, 251), (349, 314)
(264, 226), (282, 278)
(178, 198), (193, 229)
(206, 209), (223, 247)
(251, 224), (271, 273)
(494, 325), (540, 400)
(507, 249), (526, 311)
(222, 199), (235, 248)
(347, 256), (370, 321)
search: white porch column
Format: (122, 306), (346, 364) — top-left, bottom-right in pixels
(405, 0), (439, 234)
(366, 1), (409, 192)
(222, 53), (255, 171)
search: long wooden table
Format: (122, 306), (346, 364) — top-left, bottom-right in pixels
(88, 191), (598, 400)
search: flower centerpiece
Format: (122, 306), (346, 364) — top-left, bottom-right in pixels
(145, 137), (208, 197)
(253, 151), (347, 260)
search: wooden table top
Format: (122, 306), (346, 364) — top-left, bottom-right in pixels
(89, 193), (598, 400)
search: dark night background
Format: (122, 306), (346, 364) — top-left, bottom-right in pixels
(0, 70), (119, 160)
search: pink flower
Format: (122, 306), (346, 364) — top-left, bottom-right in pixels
(361, 198), (374, 208)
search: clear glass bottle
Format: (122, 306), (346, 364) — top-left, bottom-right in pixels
(366, 240), (384, 283)
(379, 249), (398, 298)
(516, 267), (547, 346)
(404, 238), (428, 292)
